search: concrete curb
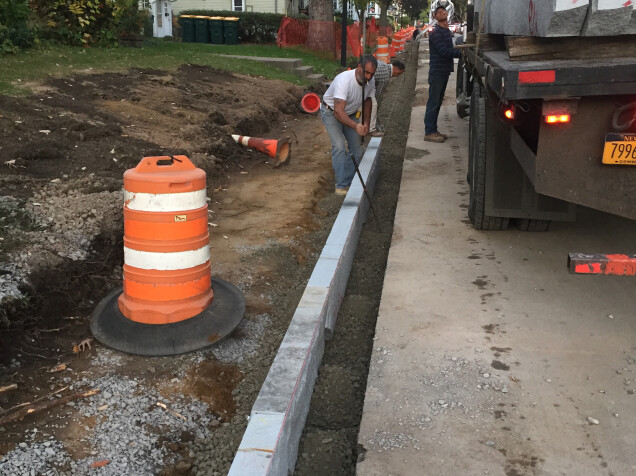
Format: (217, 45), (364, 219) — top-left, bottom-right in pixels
(228, 138), (382, 476)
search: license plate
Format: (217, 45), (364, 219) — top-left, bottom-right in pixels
(602, 133), (636, 165)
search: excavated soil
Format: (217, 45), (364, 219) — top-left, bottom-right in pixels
(0, 62), (341, 474)
(0, 42), (418, 475)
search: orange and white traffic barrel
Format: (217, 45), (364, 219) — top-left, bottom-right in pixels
(392, 32), (404, 54)
(91, 155), (244, 356)
(375, 36), (390, 63)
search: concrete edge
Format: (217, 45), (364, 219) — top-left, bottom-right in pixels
(228, 137), (383, 476)
(216, 54), (302, 72)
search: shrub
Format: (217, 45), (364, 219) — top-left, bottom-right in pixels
(0, 0), (34, 53)
(179, 10), (283, 44)
(30, 0), (147, 46)
(112, 0), (148, 39)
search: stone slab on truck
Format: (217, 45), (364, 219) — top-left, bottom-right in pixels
(457, 0), (636, 231)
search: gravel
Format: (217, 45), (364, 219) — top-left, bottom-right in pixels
(0, 308), (285, 475)
(0, 372), (212, 475)
(0, 190), (341, 475)
(0, 176), (122, 305)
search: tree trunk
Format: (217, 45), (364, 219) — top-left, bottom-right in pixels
(309, 0), (333, 21)
(307, 0), (335, 54)
(379, 0), (390, 27)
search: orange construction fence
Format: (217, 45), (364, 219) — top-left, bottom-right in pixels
(276, 16), (394, 61)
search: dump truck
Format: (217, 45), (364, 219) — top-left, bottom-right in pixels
(456, 0), (636, 231)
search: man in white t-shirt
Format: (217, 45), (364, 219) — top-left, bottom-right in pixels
(321, 55), (377, 195)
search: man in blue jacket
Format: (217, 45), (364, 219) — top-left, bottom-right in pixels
(424, 5), (461, 143)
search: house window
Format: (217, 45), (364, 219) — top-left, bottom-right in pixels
(139, 0), (151, 10)
(156, 1), (162, 27)
(233, 0), (245, 12)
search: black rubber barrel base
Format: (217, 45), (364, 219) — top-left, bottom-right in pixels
(90, 277), (245, 356)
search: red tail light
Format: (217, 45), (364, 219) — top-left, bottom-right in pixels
(545, 114), (570, 124)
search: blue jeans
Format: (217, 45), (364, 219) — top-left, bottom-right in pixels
(424, 74), (449, 135)
(320, 105), (363, 189)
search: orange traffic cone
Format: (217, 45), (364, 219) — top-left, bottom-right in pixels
(232, 135), (291, 167)
(301, 92), (320, 114)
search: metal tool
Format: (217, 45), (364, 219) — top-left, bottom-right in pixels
(348, 66), (382, 232)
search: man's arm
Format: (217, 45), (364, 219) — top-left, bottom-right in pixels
(334, 99), (368, 136)
(430, 30), (460, 58)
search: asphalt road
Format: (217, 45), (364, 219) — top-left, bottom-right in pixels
(357, 40), (636, 476)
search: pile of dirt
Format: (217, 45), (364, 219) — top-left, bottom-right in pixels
(0, 64), (306, 340)
(0, 61), (340, 475)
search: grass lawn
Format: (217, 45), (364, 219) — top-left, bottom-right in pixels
(0, 41), (347, 95)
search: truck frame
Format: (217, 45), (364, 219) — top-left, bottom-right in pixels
(457, 3), (636, 231)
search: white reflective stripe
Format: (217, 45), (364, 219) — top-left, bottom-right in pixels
(232, 134), (251, 146)
(555, 0), (588, 11)
(124, 246), (210, 270)
(124, 189), (207, 212)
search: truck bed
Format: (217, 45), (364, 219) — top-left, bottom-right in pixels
(466, 50), (636, 100)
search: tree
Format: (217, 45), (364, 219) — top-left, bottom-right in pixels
(453, 0), (468, 23)
(307, 0), (334, 52)
(309, 0), (333, 21)
(401, 0), (428, 21)
(378, 0), (391, 27)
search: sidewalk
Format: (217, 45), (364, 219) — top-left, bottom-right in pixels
(357, 39), (636, 476)
(356, 41), (474, 475)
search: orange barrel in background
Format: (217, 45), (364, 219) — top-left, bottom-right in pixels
(393, 32), (404, 54)
(399, 30), (408, 51)
(119, 155), (212, 324)
(90, 155), (244, 356)
(375, 36), (390, 63)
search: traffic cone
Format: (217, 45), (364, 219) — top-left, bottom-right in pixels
(301, 92), (320, 114)
(232, 135), (291, 167)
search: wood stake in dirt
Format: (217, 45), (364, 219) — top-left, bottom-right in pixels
(0, 388), (99, 426)
(0, 384), (18, 394)
(156, 402), (187, 421)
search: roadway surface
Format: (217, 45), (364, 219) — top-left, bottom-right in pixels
(356, 39), (636, 476)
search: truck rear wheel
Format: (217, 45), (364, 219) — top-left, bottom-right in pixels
(468, 81), (509, 231)
(456, 58), (469, 119)
(515, 218), (551, 232)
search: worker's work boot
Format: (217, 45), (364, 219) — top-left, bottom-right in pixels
(335, 187), (349, 195)
(437, 131), (448, 139)
(424, 132), (445, 143)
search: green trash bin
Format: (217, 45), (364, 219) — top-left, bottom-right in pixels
(179, 15), (195, 43)
(209, 16), (225, 44)
(223, 17), (239, 45)
(194, 16), (210, 43)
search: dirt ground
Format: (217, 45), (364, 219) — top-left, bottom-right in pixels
(0, 62), (342, 473)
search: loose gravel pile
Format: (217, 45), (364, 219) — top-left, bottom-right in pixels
(0, 311), (276, 475)
(1, 374), (212, 475)
(0, 194), (342, 475)
(0, 175), (122, 305)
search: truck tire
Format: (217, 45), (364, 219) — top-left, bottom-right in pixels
(456, 58), (469, 119)
(468, 81), (509, 231)
(515, 218), (551, 232)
